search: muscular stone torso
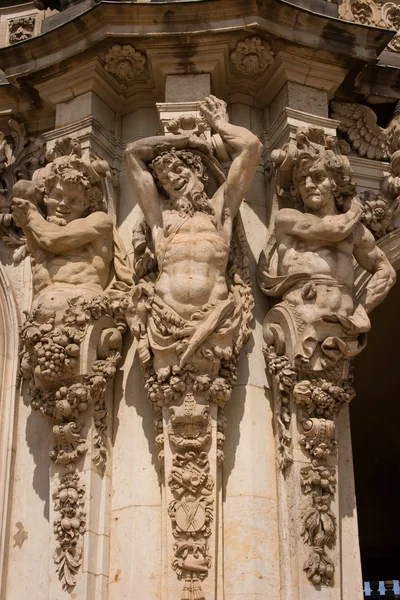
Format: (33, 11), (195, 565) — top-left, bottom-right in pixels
(154, 211), (230, 320)
(31, 234), (113, 296)
(278, 234), (356, 288)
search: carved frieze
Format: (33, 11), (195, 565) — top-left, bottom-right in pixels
(104, 44), (146, 83)
(230, 36), (274, 75)
(126, 95), (261, 599)
(339, 0), (400, 51)
(258, 126), (395, 586)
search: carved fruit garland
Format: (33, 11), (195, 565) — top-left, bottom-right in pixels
(20, 295), (122, 590)
(265, 345), (355, 585)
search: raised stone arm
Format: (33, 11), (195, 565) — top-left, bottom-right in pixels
(20, 208), (112, 254)
(276, 197), (364, 242)
(199, 95), (262, 217)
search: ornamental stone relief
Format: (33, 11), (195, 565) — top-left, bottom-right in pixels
(104, 44), (146, 83)
(331, 101), (400, 238)
(0, 119), (46, 259)
(230, 36), (274, 75)
(8, 15), (36, 45)
(11, 138), (132, 591)
(258, 126), (396, 586)
(339, 0), (400, 51)
(126, 95), (261, 600)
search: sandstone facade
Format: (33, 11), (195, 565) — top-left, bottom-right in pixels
(0, 1), (399, 599)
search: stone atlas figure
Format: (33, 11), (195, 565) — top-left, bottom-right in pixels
(258, 126), (396, 586)
(126, 95), (262, 599)
(259, 126), (396, 372)
(11, 140), (132, 590)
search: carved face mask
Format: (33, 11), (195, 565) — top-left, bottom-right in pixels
(46, 180), (90, 224)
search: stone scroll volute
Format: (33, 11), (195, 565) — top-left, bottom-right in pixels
(125, 95), (262, 600)
(258, 126), (396, 586)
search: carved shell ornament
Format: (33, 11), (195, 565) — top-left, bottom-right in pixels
(230, 36), (274, 75)
(104, 44), (146, 83)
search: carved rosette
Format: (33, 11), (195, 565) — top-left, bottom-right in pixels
(259, 126), (395, 586)
(230, 36), (274, 75)
(104, 44), (146, 83)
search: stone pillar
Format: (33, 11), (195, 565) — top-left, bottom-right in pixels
(223, 92), (281, 600)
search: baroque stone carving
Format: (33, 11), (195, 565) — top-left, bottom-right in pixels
(230, 36), (274, 75)
(331, 101), (400, 238)
(0, 119), (46, 259)
(104, 44), (146, 83)
(126, 95), (261, 599)
(53, 471), (86, 590)
(339, 0), (400, 52)
(330, 101), (391, 161)
(8, 15), (36, 45)
(258, 126), (395, 585)
(12, 138), (132, 590)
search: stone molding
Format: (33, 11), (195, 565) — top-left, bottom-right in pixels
(0, 264), (19, 599)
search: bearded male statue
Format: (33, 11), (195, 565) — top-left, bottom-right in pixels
(126, 95), (262, 598)
(126, 95), (262, 395)
(257, 126), (397, 589)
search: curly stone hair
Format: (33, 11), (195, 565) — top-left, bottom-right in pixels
(37, 155), (106, 215)
(149, 148), (209, 193)
(272, 126), (357, 212)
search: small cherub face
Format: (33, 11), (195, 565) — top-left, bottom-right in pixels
(154, 157), (204, 202)
(296, 162), (336, 214)
(46, 180), (89, 224)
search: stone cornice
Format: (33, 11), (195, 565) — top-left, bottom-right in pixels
(0, 0), (394, 84)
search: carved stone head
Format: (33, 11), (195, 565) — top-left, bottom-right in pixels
(272, 127), (357, 213)
(150, 148), (214, 218)
(36, 154), (107, 224)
